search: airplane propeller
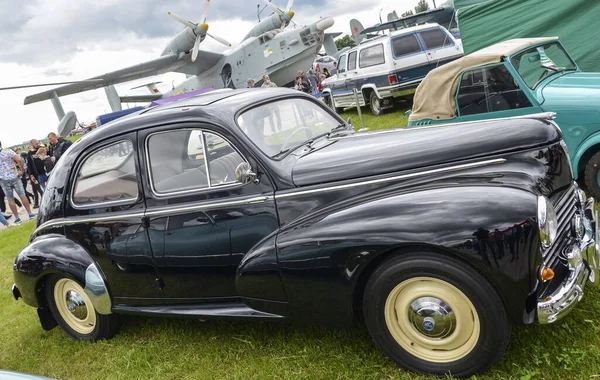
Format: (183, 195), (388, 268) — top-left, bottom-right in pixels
(168, 0), (231, 63)
(262, 0), (295, 27)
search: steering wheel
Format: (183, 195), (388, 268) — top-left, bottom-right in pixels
(280, 127), (314, 152)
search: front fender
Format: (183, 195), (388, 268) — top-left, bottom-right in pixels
(573, 132), (600, 177)
(276, 186), (539, 325)
(13, 234), (110, 312)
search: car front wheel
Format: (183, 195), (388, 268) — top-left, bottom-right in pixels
(46, 274), (119, 341)
(363, 252), (510, 377)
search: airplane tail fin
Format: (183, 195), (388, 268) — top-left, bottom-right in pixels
(350, 19), (365, 44)
(105, 85), (122, 112)
(323, 32), (341, 58)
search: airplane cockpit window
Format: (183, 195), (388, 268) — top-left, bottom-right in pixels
(237, 98), (339, 159)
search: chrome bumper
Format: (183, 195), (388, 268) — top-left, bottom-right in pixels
(537, 197), (598, 324)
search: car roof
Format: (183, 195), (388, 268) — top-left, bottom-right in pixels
(409, 36), (559, 122)
(80, 88), (309, 144)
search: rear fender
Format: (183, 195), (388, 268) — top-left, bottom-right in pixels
(14, 234), (112, 315)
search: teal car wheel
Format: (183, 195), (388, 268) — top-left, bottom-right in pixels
(584, 151), (600, 200)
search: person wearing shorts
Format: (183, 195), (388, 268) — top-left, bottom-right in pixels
(0, 145), (35, 224)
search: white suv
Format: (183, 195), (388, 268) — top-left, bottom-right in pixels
(323, 23), (463, 116)
(312, 55), (337, 73)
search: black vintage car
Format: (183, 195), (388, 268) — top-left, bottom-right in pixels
(12, 88), (599, 377)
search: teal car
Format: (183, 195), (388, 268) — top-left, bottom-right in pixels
(408, 37), (600, 198)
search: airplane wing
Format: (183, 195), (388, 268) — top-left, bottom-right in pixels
(119, 94), (163, 103)
(173, 50), (224, 76)
(24, 54), (188, 105)
(24, 50), (225, 105)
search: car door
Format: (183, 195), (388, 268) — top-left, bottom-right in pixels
(66, 133), (163, 302)
(418, 28), (462, 66)
(139, 124), (279, 301)
(390, 33), (429, 88)
(327, 53), (348, 97)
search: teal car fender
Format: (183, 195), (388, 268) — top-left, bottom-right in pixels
(571, 132), (600, 179)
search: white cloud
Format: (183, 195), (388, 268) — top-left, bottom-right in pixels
(0, 0), (426, 146)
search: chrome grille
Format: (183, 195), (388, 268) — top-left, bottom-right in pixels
(545, 186), (577, 268)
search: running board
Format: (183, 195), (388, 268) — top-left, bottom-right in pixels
(112, 302), (286, 320)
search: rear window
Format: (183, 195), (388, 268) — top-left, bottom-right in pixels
(359, 44), (385, 68)
(392, 35), (422, 58)
(419, 29), (453, 50)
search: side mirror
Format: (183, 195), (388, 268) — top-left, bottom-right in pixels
(235, 162), (257, 184)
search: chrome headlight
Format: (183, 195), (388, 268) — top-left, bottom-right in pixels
(538, 196), (558, 250)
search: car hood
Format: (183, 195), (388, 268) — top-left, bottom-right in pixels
(541, 72), (600, 104)
(291, 117), (561, 187)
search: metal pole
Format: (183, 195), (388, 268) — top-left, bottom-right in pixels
(353, 88), (365, 130)
(433, 0), (437, 8)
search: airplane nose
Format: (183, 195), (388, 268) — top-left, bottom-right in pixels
(315, 17), (334, 31)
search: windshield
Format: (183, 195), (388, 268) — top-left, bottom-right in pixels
(510, 42), (577, 89)
(237, 98), (341, 158)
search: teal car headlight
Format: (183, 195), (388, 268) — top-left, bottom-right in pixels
(538, 196), (558, 252)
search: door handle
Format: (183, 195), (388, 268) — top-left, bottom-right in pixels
(166, 231), (174, 236)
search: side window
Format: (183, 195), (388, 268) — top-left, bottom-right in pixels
(457, 64), (533, 116)
(419, 29), (453, 50)
(359, 44), (385, 68)
(73, 140), (138, 207)
(205, 132), (246, 186)
(147, 129), (246, 195)
(347, 51), (357, 71)
(338, 55), (347, 73)
(392, 34), (422, 58)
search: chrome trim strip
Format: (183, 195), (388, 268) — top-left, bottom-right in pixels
(275, 159), (506, 200)
(33, 195), (273, 235)
(144, 195), (273, 218)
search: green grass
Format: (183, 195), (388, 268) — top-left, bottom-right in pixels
(339, 101), (412, 132)
(2, 219), (600, 379)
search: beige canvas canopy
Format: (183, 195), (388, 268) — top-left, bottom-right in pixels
(408, 37), (559, 122)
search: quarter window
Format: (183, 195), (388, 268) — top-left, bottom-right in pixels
(419, 29), (453, 50)
(359, 44), (385, 68)
(457, 64), (533, 116)
(73, 140), (138, 207)
(347, 51), (357, 71)
(147, 129), (246, 194)
(392, 34), (422, 58)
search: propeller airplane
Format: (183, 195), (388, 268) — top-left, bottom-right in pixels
(8, 0), (341, 137)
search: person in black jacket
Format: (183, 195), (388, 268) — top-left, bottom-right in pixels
(47, 132), (73, 163)
(26, 139), (45, 206)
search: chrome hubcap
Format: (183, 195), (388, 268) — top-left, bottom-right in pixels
(65, 290), (88, 320)
(408, 296), (456, 338)
(372, 97), (380, 112)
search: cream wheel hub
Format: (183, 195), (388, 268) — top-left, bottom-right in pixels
(54, 278), (97, 335)
(384, 277), (480, 363)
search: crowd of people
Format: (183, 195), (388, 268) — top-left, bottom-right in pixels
(0, 132), (72, 228)
(246, 61), (338, 98)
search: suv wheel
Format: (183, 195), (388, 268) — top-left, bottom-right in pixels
(369, 92), (384, 116)
(584, 151), (600, 200)
(363, 252), (510, 377)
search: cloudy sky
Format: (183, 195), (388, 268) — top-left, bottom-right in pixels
(0, 0), (430, 146)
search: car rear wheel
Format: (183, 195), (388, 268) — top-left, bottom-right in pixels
(46, 274), (119, 341)
(369, 92), (384, 116)
(583, 151), (600, 200)
(363, 252), (510, 377)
